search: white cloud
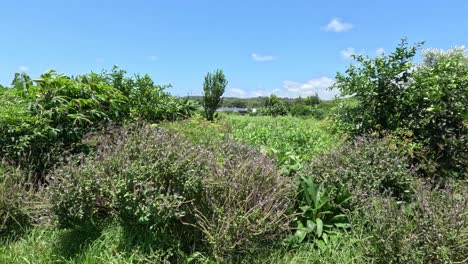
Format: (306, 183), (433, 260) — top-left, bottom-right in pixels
(223, 77), (339, 100)
(376, 47), (385, 55)
(226, 88), (248, 98)
(251, 53), (275, 62)
(283, 76), (338, 99)
(341, 47), (355, 59)
(148, 55), (158, 61)
(324, 18), (353, 32)
(19, 65), (29, 72)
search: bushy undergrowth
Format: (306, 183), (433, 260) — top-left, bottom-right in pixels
(300, 137), (416, 202)
(0, 163), (49, 239)
(354, 180), (467, 263)
(50, 125), (292, 261)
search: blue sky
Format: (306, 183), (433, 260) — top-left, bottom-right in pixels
(1, 0), (467, 99)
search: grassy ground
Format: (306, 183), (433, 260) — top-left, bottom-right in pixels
(0, 226), (369, 264)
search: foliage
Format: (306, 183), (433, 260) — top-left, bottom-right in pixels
(50, 127), (211, 231)
(259, 95), (289, 116)
(404, 47), (468, 177)
(334, 38), (423, 134)
(202, 69), (227, 121)
(224, 115), (342, 175)
(0, 68), (197, 181)
(50, 125), (292, 261)
(354, 180), (467, 263)
(290, 104), (314, 117)
(289, 177), (351, 244)
(334, 39), (467, 178)
(195, 142), (292, 260)
(301, 137), (416, 202)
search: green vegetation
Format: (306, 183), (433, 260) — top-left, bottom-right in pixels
(0, 40), (466, 263)
(224, 115), (341, 175)
(202, 69), (227, 121)
(334, 39), (467, 178)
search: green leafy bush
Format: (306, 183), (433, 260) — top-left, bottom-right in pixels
(290, 104), (314, 117)
(0, 68), (198, 181)
(289, 177), (351, 245)
(50, 126), (211, 229)
(259, 95), (289, 116)
(300, 137), (416, 202)
(334, 40), (467, 178)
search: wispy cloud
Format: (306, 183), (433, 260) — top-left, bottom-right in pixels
(225, 87), (273, 98)
(341, 47), (355, 59)
(283, 76), (338, 99)
(376, 47), (385, 55)
(251, 53), (275, 62)
(224, 77), (339, 100)
(148, 55), (158, 61)
(324, 18), (353, 32)
(226, 88), (248, 98)
(19, 65), (29, 72)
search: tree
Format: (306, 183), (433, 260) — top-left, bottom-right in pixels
(334, 39), (467, 177)
(333, 38), (424, 134)
(260, 95), (288, 116)
(202, 69), (227, 121)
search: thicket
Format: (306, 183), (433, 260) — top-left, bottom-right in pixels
(0, 67), (196, 180)
(334, 39), (467, 178)
(50, 126), (292, 261)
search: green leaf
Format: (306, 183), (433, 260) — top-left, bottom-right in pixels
(316, 218), (323, 237)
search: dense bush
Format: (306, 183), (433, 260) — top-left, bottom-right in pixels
(300, 137), (416, 202)
(290, 104), (314, 117)
(196, 142), (292, 259)
(259, 95), (289, 116)
(50, 126), (292, 260)
(0, 68), (197, 180)
(405, 47), (468, 177)
(354, 180), (467, 263)
(50, 127), (211, 229)
(334, 39), (467, 178)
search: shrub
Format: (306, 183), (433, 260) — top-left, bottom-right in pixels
(1, 68), (198, 182)
(290, 104), (313, 117)
(50, 126), (292, 260)
(334, 40), (467, 178)
(300, 137), (416, 202)
(195, 142), (292, 260)
(354, 180), (467, 263)
(259, 95), (289, 116)
(50, 126), (212, 230)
